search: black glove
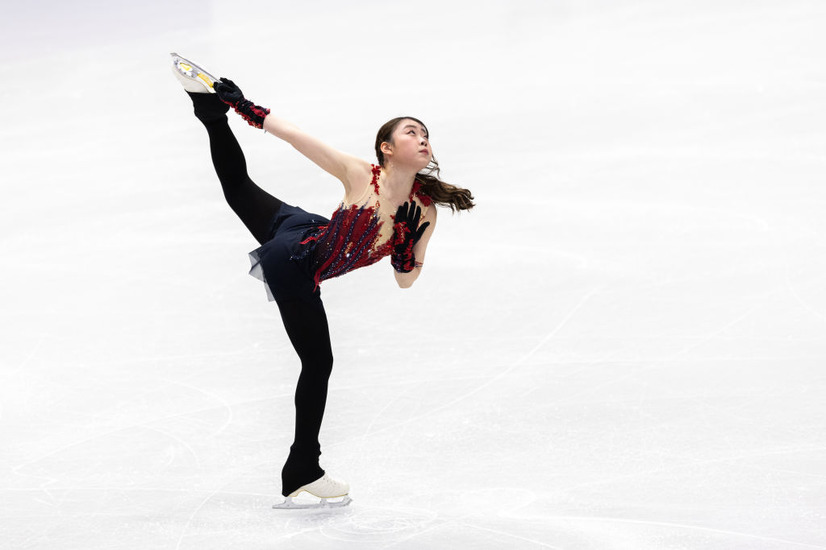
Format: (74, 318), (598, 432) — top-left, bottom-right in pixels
(214, 77), (271, 129)
(391, 201), (430, 273)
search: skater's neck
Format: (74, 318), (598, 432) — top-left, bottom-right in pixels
(379, 164), (417, 197)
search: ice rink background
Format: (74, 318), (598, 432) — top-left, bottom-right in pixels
(1, 0), (825, 548)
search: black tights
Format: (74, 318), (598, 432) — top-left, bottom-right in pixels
(194, 94), (283, 245)
(191, 93), (331, 496)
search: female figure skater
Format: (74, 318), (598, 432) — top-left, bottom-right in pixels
(170, 53), (474, 507)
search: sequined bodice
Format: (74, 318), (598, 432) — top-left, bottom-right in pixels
(298, 164), (431, 288)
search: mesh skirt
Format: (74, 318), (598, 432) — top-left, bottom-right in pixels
(248, 203), (329, 303)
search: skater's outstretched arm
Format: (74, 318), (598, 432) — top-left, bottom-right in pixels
(263, 115), (371, 198)
(214, 78), (370, 198)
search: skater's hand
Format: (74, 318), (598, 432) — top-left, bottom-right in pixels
(215, 78), (271, 129)
(214, 78), (245, 107)
(391, 201), (429, 272)
(393, 201), (429, 247)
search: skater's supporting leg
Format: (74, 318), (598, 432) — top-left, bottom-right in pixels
(189, 92), (283, 245)
(275, 297), (335, 496)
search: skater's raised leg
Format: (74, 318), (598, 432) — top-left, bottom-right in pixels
(188, 92), (283, 244)
(173, 54), (282, 245)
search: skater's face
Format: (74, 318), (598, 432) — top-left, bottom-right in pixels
(380, 118), (432, 170)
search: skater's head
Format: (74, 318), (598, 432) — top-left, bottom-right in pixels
(376, 117), (475, 212)
(375, 116), (433, 172)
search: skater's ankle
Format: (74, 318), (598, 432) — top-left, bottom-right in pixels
(196, 112), (229, 126)
(281, 467), (325, 497)
(187, 91), (230, 124)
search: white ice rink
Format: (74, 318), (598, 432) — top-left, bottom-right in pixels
(1, 0), (825, 548)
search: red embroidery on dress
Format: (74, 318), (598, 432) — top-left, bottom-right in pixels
(411, 179), (433, 207)
(308, 202), (391, 289)
(300, 165), (431, 290)
(299, 226), (327, 246)
(371, 164), (381, 194)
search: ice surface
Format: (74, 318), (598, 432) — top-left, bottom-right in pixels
(1, 0), (825, 548)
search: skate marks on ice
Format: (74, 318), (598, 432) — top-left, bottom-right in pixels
(348, 285), (605, 444)
(269, 489), (553, 548)
(497, 514), (826, 550)
(348, 490), (565, 549)
(272, 504), (440, 547)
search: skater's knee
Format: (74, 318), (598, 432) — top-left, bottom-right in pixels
(317, 353), (334, 377)
(303, 352), (333, 379)
(221, 177), (255, 210)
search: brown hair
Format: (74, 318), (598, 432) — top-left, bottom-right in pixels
(375, 117), (475, 212)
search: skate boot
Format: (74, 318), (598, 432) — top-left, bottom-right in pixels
(273, 473), (352, 509)
(187, 91), (230, 124)
(170, 52), (219, 93)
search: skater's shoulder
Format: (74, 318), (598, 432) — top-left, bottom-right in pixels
(342, 159), (379, 202)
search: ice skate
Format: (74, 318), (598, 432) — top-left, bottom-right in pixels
(170, 52), (219, 93)
(273, 473), (352, 509)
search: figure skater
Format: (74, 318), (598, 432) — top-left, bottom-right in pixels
(170, 53), (474, 508)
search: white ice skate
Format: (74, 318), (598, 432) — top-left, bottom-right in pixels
(170, 52), (219, 93)
(273, 473), (352, 509)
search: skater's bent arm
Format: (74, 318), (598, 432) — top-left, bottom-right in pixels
(394, 205), (437, 289)
(263, 115), (368, 195)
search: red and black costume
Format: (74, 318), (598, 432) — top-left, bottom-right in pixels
(250, 164), (432, 299)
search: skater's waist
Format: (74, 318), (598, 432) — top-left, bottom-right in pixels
(268, 203), (329, 238)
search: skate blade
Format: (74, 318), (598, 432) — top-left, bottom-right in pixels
(170, 52), (218, 91)
(272, 495), (352, 510)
